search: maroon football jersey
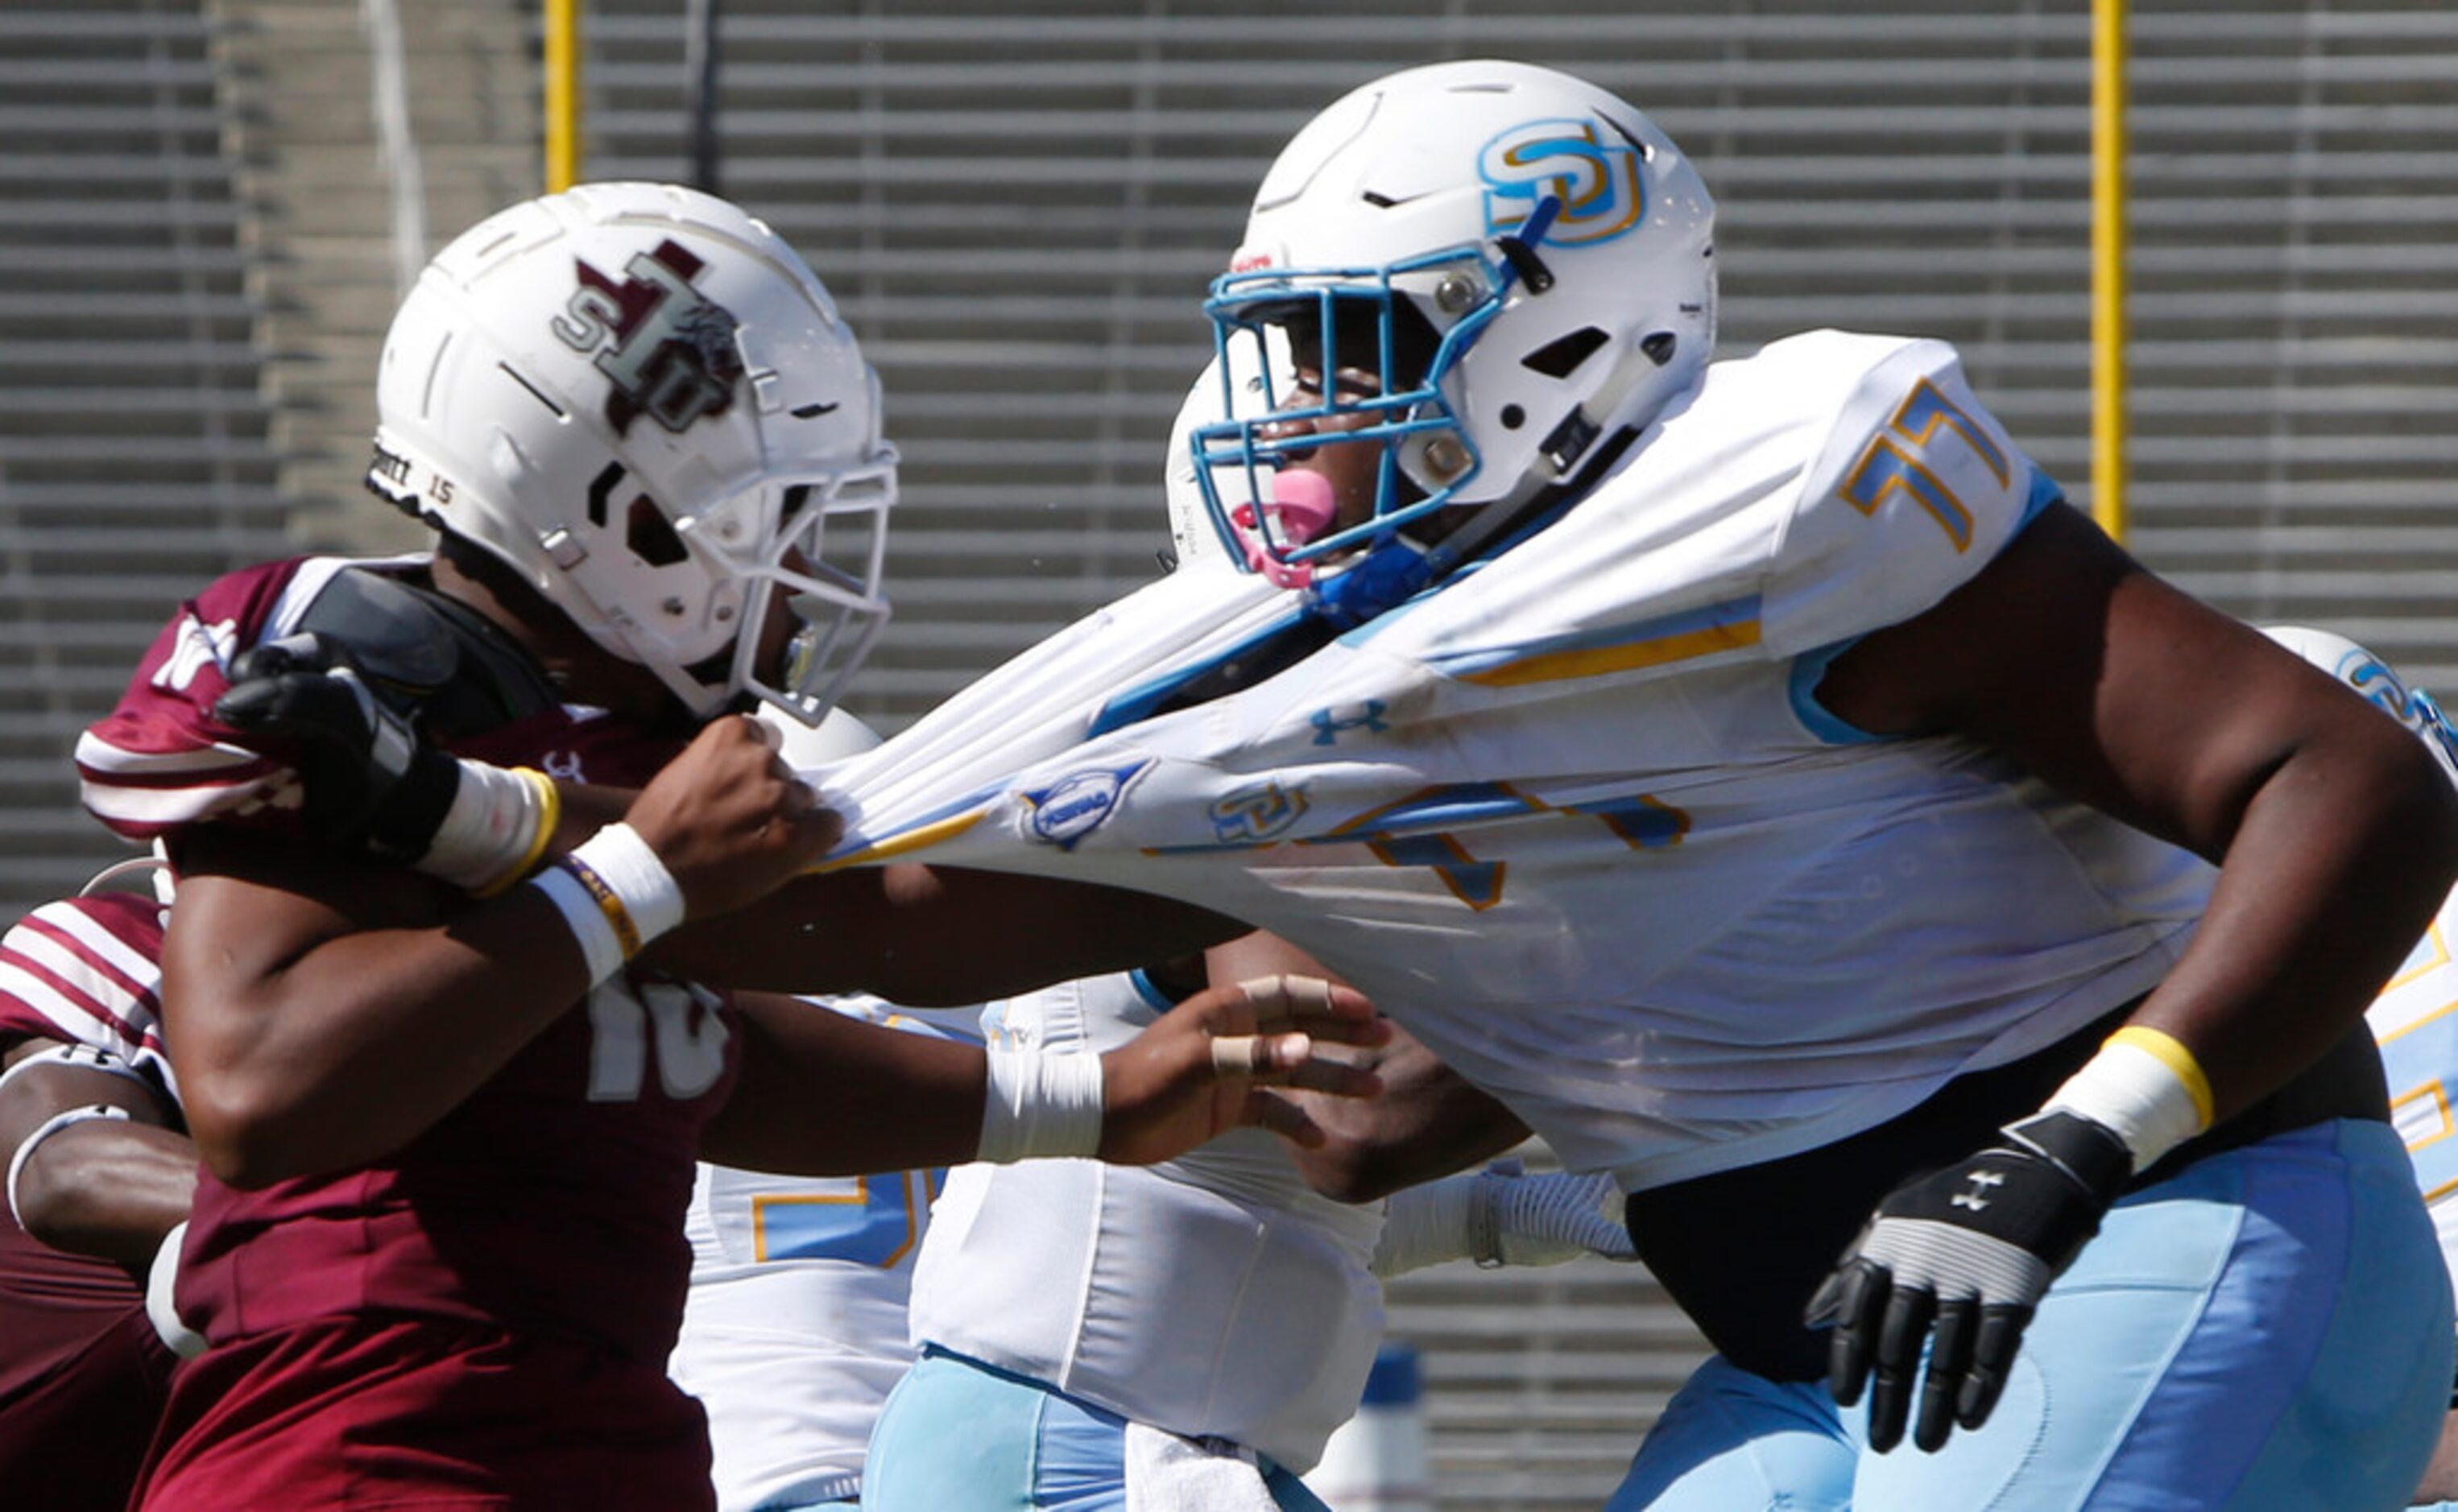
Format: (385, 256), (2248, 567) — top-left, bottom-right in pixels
(0, 893), (180, 1511)
(79, 558), (743, 1509)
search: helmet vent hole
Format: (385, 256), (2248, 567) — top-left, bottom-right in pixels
(1523, 328), (1609, 380)
(626, 497), (690, 568)
(1500, 404), (1526, 430)
(1640, 332), (1679, 367)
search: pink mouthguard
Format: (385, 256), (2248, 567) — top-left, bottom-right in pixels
(1230, 470), (1339, 589)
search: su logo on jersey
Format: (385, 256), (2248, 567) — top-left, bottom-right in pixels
(1479, 118), (1645, 246)
(551, 238), (745, 436)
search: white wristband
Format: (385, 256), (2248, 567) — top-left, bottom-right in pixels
(528, 867), (627, 985)
(2045, 1033), (2211, 1174)
(147, 1219), (206, 1358)
(523, 824), (687, 986)
(566, 824), (688, 942)
(7, 1103), (131, 1229)
(977, 1047), (1106, 1163)
(421, 761), (557, 894)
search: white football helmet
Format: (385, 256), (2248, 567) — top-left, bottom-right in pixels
(1165, 337), (1289, 576)
(2264, 626), (2458, 783)
(755, 700), (882, 771)
(1192, 60), (1715, 605)
(367, 182), (896, 725)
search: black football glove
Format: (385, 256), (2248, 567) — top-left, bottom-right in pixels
(1806, 1109), (2131, 1453)
(212, 632), (461, 863)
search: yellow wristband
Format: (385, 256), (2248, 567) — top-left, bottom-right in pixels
(2107, 1025), (2216, 1132)
(472, 767), (562, 898)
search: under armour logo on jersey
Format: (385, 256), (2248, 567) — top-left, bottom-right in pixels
(1479, 118), (1645, 246)
(1310, 700), (1391, 746)
(541, 750), (586, 783)
(155, 610), (240, 694)
(552, 239), (745, 436)
(1951, 1169), (2006, 1212)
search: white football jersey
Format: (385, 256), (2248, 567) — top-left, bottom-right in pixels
(672, 996), (982, 1512)
(907, 972), (1386, 1472)
(813, 332), (2215, 1190)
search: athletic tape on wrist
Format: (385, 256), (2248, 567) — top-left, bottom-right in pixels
(6, 1103), (131, 1229)
(1370, 1170), (1480, 1278)
(977, 1047), (1106, 1163)
(568, 824), (686, 940)
(423, 762), (560, 895)
(2044, 1025), (2213, 1174)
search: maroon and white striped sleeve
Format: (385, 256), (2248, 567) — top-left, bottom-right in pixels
(74, 557), (326, 842)
(0, 894), (173, 1097)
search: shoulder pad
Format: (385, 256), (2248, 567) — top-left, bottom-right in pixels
(296, 569), (562, 737)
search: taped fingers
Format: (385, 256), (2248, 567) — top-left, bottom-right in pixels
(1236, 973), (1338, 1018)
(1210, 1034), (1272, 1076)
(1274, 1055), (1381, 1099)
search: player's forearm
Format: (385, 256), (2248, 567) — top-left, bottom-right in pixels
(698, 994), (990, 1176)
(1, 1057), (196, 1262)
(13, 1121), (196, 1264)
(650, 865), (1247, 1005)
(168, 887), (595, 1187)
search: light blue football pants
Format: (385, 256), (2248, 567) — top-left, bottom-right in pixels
(862, 1349), (1330, 1512)
(1611, 1120), (2455, 1511)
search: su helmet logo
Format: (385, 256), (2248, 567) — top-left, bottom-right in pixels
(550, 238), (746, 436)
(1478, 118), (1645, 246)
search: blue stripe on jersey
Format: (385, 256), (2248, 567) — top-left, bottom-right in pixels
(1086, 609), (1314, 738)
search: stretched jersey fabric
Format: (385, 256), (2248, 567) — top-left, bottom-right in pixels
(812, 332), (2213, 1191)
(78, 557), (741, 1510)
(672, 996), (982, 1512)
(905, 972), (1385, 1473)
(0, 894), (180, 1512)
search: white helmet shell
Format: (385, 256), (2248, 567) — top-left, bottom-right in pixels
(2264, 625), (2458, 784)
(368, 182), (897, 724)
(1194, 60), (1715, 580)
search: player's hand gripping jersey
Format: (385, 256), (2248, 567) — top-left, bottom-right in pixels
(813, 333), (2213, 1191)
(74, 558), (739, 1474)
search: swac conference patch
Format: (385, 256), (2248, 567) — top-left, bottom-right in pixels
(1022, 761), (1153, 849)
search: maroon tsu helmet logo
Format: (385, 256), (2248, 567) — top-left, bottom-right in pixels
(549, 238), (746, 436)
